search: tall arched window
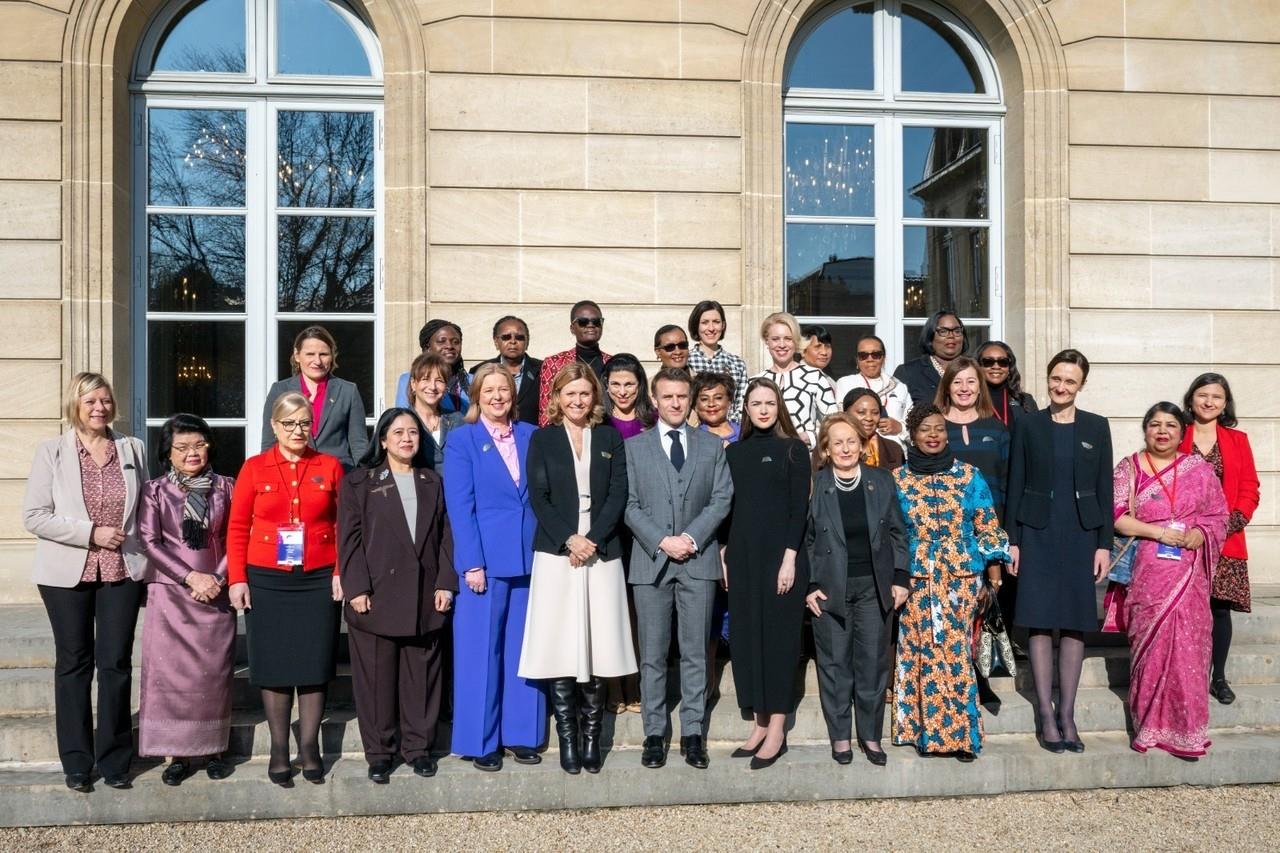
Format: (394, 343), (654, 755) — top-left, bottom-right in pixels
(132, 0), (383, 472)
(784, 0), (1002, 378)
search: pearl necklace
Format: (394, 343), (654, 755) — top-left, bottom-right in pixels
(834, 470), (862, 492)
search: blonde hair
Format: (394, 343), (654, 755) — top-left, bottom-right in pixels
(760, 311), (802, 345)
(811, 412), (862, 472)
(64, 372), (116, 430)
(465, 362), (518, 424)
(271, 391), (313, 423)
(543, 362), (606, 427)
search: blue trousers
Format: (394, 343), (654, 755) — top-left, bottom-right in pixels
(451, 574), (546, 756)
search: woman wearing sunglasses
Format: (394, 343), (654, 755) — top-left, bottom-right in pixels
(834, 335), (910, 448)
(976, 341), (1038, 429)
(653, 324), (692, 372)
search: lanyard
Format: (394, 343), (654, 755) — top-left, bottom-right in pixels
(1143, 451), (1178, 509)
(861, 374), (891, 406)
(994, 388), (1010, 426)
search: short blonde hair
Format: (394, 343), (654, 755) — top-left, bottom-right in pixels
(760, 311), (802, 345)
(811, 412), (862, 472)
(271, 391), (313, 423)
(465, 362), (519, 424)
(543, 362), (606, 427)
(64, 372), (116, 430)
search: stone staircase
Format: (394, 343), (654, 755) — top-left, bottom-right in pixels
(1, 589), (1279, 826)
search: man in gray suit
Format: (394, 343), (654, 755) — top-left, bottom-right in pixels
(625, 367), (733, 769)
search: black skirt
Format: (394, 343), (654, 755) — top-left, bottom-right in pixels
(245, 565), (340, 687)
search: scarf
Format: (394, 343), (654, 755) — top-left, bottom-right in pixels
(906, 445), (955, 476)
(166, 467), (213, 550)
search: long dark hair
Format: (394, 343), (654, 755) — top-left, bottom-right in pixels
(1182, 372), (1238, 428)
(359, 408), (433, 470)
(739, 377), (800, 441)
(976, 340), (1025, 398)
(918, 310), (967, 356)
(602, 353), (657, 428)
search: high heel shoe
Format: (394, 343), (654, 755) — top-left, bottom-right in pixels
(749, 740), (788, 770)
(1036, 712), (1065, 754)
(730, 740), (763, 759)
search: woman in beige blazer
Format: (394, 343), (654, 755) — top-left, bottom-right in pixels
(22, 372), (148, 792)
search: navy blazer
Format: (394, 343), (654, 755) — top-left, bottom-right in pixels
(442, 419), (537, 578)
(526, 423), (628, 561)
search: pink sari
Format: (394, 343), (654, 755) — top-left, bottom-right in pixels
(1110, 453), (1227, 757)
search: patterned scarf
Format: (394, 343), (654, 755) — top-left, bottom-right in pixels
(166, 467), (213, 550)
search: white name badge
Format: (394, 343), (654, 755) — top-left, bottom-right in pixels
(1156, 520), (1186, 561)
(277, 523), (305, 565)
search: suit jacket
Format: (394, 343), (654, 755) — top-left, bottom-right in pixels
(442, 419), (537, 578)
(471, 356), (544, 426)
(806, 466), (909, 613)
(422, 411), (464, 470)
(624, 425), (734, 584)
(23, 430), (149, 588)
(1179, 422), (1260, 560)
(538, 348), (612, 426)
(527, 423), (628, 561)
(892, 355), (942, 407)
(137, 473), (235, 585)
(226, 447), (344, 585)
(1006, 409), (1114, 549)
(261, 375), (369, 469)
(338, 464), (458, 637)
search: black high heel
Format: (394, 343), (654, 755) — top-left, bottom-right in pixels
(749, 739), (788, 770)
(1037, 711), (1065, 754)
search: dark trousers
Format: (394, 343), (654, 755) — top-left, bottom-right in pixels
(348, 623), (443, 763)
(811, 574), (891, 743)
(38, 579), (144, 776)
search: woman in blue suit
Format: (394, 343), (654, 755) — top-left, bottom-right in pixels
(443, 362), (545, 771)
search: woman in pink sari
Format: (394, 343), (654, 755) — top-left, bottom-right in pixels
(1112, 402), (1227, 758)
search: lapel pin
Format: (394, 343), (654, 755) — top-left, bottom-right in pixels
(601, 451), (612, 459)
(761, 456), (773, 463)
(378, 469), (389, 481)
(482, 442), (492, 452)
(1081, 441), (1094, 450)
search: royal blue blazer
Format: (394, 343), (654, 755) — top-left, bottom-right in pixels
(442, 420), (537, 578)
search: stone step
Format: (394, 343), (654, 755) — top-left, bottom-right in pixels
(2, 727), (1279, 827)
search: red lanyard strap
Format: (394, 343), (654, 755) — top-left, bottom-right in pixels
(1143, 451), (1178, 509)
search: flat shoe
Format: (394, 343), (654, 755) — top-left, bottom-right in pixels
(413, 756), (438, 778)
(473, 752), (503, 772)
(161, 759), (189, 787)
(1064, 739), (1085, 753)
(103, 773), (132, 789)
(65, 773), (91, 793)
(206, 757), (232, 780)
(367, 761), (392, 784)
(505, 746), (541, 765)
(1211, 679), (1236, 705)
(831, 749), (854, 765)
(860, 744), (887, 766)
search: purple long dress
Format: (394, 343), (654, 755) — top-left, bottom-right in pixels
(136, 474), (237, 758)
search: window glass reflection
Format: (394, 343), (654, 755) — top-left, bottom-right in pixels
(785, 3), (874, 91)
(786, 224), (875, 318)
(149, 109), (247, 208)
(146, 425), (245, 478)
(786, 123), (875, 218)
(903, 225), (988, 318)
(277, 111), (374, 208)
(276, 319), (375, 417)
(900, 5), (984, 94)
(152, 0), (246, 74)
(903, 127), (987, 219)
(277, 215), (375, 312)
(277, 0), (373, 77)
(148, 321), (247, 418)
(149, 215), (246, 311)
(821, 323), (878, 382)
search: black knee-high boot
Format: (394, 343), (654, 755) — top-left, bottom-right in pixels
(551, 678), (581, 774)
(579, 677), (606, 774)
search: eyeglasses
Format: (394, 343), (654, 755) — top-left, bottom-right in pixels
(278, 419), (313, 433)
(856, 350), (885, 361)
(980, 356), (1012, 368)
(935, 325), (965, 338)
(658, 341), (690, 353)
(574, 317), (604, 328)
(172, 442), (209, 453)
(498, 333), (528, 342)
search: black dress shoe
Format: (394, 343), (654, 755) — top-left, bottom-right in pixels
(680, 735), (709, 769)
(1037, 732), (1066, 754)
(473, 751), (503, 772)
(640, 735), (666, 769)
(102, 773), (132, 789)
(161, 759), (189, 787)
(731, 742), (763, 759)
(749, 741), (787, 770)
(206, 757), (232, 780)
(412, 756), (437, 778)
(65, 773), (91, 793)
(367, 760), (392, 784)
(1211, 678), (1236, 705)
(859, 743), (887, 767)
(955, 751), (976, 763)
(831, 748), (854, 765)
(1063, 739), (1086, 754)
(505, 746), (542, 765)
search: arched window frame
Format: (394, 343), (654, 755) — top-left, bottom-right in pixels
(129, 0), (384, 470)
(783, 0), (1005, 374)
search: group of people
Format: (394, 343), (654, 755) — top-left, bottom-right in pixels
(21, 300), (1259, 793)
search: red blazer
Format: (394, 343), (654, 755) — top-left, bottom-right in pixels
(1180, 423), (1261, 560)
(227, 446), (344, 585)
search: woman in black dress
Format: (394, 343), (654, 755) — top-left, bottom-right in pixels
(1006, 349), (1113, 754)
(725, 378), (810, 770)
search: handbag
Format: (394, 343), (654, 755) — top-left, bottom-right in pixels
(1107, 455), (1139, 585)
(976, 596), (1017, 678)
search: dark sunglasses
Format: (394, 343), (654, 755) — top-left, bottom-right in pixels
(856, 350), (885, 361)
(499, 333), (527, 342)
(980, 357), (1012, 368)
(574, 317), (604, 328)
(658, 341), (690, 353)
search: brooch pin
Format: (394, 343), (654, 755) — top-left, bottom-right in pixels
(601, 451), (612, 459)
(379, 469), (389, 481)
(761, 456), (773, 462)
(482, 443), (492, 452)
(1081, 441), (1094, 450)
(372, 484), (394, 497)
(311, 475), (325, 483)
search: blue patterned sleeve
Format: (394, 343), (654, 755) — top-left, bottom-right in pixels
(966, 468), (1011, 564)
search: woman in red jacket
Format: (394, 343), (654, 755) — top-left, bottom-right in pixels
(1181, 373), (1262, 705)
(228, 391), (345, 784)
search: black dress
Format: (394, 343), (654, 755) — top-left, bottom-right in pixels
(725, 431), (810, 715)
(1013, 421), (1099, 632)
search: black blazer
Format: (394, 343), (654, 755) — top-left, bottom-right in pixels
(1005, 409), (1114, 549)
(892, 355), (941, 407)
(526, 423), (628, 561)
(337, 464), (458, 637)
(805, 466), (909, 613)
(471, 356), (544, 426)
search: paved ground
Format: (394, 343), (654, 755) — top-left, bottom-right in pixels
(3, 784), (1274, 850)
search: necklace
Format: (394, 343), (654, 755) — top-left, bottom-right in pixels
(930, 355), (946, 375)
(834, 469), (862, 492)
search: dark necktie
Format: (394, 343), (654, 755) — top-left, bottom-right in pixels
(668, 429), (685, 472)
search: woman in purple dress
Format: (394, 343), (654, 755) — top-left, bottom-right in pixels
(136, 414), (237, 785)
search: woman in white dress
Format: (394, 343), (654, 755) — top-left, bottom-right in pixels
(520, 362), (637, 775)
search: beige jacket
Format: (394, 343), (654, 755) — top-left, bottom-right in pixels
(23, 430), (149, 588)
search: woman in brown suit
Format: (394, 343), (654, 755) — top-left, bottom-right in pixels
(338, 408), (457, 783)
